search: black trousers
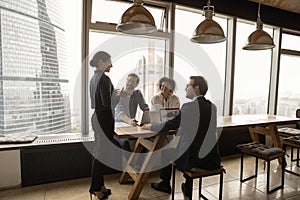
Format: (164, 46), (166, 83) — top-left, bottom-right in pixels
(90, 112), (115, 192)
(160, 164), (192, 189)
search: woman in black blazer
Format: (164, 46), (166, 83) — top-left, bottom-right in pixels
(89, 51), (120, 200)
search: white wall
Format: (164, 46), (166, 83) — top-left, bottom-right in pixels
(0, 150), (21, 188)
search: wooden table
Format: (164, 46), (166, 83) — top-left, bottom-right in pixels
(218, 114), (300, 164)
(115, 126), (176, 200)
(115, 115), (299, 199)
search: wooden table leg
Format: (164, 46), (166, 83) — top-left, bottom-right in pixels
(120, 133), (167, 200)
(120, 138), (144, 184)
(269, 124), (284, 165)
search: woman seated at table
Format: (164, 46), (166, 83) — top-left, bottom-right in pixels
(151, 77), (180, 111)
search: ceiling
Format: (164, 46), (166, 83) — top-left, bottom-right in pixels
(249, 0), (300, 14)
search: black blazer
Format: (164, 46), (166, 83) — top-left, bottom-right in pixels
(152, 96), (221, 171)
(90, 70), (119, 141)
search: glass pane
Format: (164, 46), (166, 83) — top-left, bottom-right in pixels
(233, 21), (273, 115)
(0, 0), (82, 136)
(174, 8), (227, 115)
(62, 0), (82, 133)
(88, 32), (167, 132)
(277, 55), (300, 117)
(92, 0), (165, 29)
(282, 33), (300, 51)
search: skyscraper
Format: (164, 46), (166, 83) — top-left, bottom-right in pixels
(0, 0), (71, 136)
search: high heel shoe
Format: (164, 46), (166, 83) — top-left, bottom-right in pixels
(89, 191), (108, 200)
(101, 187), (111, 196)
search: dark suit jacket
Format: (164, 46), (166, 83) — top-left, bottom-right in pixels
(151, 96), (221, 171)
(90, 70), (119, 141)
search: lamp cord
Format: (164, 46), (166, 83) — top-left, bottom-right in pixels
(258, 0), (261, 20)
(207, 0), (211, 6)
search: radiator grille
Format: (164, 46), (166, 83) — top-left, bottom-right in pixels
(21, 143), (93, 186)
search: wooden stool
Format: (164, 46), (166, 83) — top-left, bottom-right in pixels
(237, 142), (285, 193)
(283, 136), (300, 176)
(171, 164), (225, 200)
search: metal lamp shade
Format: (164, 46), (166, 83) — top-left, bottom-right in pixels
(243, 29), (275, 50)
(116, 4), (157, 35)
(243, 2), (275, 50)
(191, 18), (226, 44)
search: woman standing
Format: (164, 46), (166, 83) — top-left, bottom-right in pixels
(89, 51), (119, 200)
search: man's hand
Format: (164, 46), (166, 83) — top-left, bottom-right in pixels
(142, 123), (151, 130)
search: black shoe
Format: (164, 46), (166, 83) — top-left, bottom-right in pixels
(151, 181), (171, 194)
(102, 188), (111, 196)
(181, 183), (191, 197)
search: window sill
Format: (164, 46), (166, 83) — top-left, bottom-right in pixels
(0, 133), (94, 151)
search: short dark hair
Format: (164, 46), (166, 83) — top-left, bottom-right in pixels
(190, 76), (208, 95)
(158, 77), (168, 87)
(158, 77), (176, 92)
(127, 73), (140, 85)
(90, 51), (111, 67)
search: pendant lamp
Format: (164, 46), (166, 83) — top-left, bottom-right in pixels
(191, 0), (226, 44)
(243, 1), (275, 50)
(116, 0), (157, 35)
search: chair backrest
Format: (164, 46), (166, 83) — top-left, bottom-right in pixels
(296, 109), (300, 118)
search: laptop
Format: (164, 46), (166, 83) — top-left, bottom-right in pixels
(138, 108), (179, 126)
(138, 111), (160, 126)
(159, 108), (180, 123)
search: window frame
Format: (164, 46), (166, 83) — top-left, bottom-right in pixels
(81, 0), (173, 134)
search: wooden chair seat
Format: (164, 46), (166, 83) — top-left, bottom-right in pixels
(237, 142), (285, 160)
(278, 127), (300, 137)
(171, 165), (225, 200)
(283, 136), (300, 147)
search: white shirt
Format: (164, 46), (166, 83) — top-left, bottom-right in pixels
(193, 95), (204, 101)
(151, 93), (180, 111)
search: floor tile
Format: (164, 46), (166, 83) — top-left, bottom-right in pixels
(1, 154), (300, 200)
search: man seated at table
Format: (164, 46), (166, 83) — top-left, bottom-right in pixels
(115, 73), (149, 151)
(142, 76), (221, 196)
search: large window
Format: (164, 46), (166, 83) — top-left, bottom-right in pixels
(0, 0), (82, 136)
(277, 33), (300, 117)
(2, 0), (299, 138)
(88, 32), (169, 131)
(232, 20), (273, 115)
(87, 0), (170, 132)
(174, 8), (227, 114)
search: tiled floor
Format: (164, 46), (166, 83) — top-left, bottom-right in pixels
(0, 153), (299, 200)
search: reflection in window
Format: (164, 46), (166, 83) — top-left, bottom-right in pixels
(233, 21), (273, 115)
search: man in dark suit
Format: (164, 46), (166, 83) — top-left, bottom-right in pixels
(142, 76), (221, 196)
